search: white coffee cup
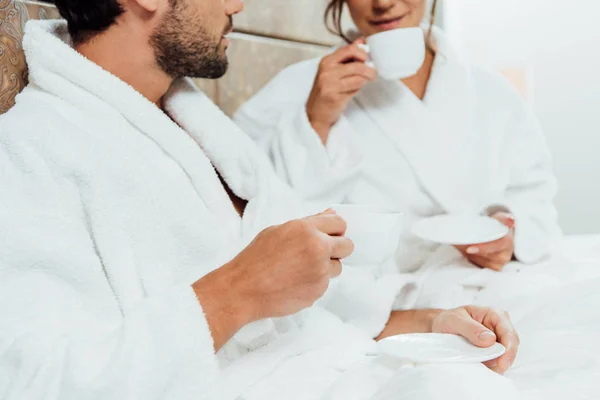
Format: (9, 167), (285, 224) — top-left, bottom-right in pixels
(331, 204), (404, 267)
(359, 27), (426, 80)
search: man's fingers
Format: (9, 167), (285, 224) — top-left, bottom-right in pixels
(329, 236), (354, 260)
(484, 360), (503, 374)
(320, 208), (337, 215)
(483, 310), (519, 374)
(307, 214), (347, 236)
(328, 259), (343, 278)
(441, 310), (497, 348)
(440, 306), (519, 375)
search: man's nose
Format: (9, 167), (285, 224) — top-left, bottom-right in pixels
(226, 0), (244, 16)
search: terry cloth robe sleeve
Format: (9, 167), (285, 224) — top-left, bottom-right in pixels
(478, 70), (562, 264)
(487, 78), (561, 264)
(318, 266), (420, 339)
(234, 59), (364, 207)
(0, 137), (219, 400)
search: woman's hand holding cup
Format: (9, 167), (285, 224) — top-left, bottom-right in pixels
(306, 39), (376, 144)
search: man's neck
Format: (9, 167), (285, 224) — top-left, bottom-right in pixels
(75, 29), (172, 107)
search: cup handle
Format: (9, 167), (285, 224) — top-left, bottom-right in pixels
(357, 43), (376, 70)
(357, 43), (370, 53)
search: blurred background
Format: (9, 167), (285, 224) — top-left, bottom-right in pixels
(7, 0), (600, 235)
(215, 0), (600, 236)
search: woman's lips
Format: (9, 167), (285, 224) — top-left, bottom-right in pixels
(369, 16), (405, 31)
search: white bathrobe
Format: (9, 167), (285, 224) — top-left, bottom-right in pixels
(0, 20), (524, 400)
(235, 28), (562, 271)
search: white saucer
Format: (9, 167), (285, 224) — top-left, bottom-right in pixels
(411, 214), (510, 245)
(377, 333), (506, 364)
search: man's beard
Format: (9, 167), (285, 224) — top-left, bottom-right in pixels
(150, 1), (231, 79)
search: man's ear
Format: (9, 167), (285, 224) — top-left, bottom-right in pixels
(131, 0), (160, 13)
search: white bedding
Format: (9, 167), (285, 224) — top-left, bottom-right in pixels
(414, 235), (600, 400)
(208, 236), (600, 400)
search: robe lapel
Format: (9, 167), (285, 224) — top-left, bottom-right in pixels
(115, 90), (246, 242)
(27, 22), (244, 239)
(164, 79), (304, 241)
(351, 40), (487, 214)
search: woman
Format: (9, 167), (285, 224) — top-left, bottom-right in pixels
(235, 0), (561, 272)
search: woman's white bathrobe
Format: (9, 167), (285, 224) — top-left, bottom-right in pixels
(0, 20), (435, 400)
(235, 29), (561, 270)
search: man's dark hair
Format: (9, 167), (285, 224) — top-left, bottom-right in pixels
(53, 0), (125, 44)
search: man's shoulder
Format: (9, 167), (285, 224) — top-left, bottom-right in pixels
(0, 89), (81, 172)
(0, 88), (72, 141)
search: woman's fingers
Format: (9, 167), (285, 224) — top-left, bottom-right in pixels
(466, 234), (513, 256)
(456, 243), (511, 270)
(323, 43), (370, 66)
(459, 230), (515, 270)
(491, 212), (516, 229)
(467, 253), (509, 271)
(339, 75), (371, 93)
(337, 62), (377, 80)
(319, 62), (375, 94)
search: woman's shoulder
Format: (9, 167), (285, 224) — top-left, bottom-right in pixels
(271, 57), (323, 88)
(466, 64), (528, 105)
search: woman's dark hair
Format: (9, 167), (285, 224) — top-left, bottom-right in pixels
(53, 0), (125, 44)
(325, 0), (439, 45)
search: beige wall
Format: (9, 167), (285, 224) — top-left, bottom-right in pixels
(8, 1), (341, 117)
(195, 0), (347, 116)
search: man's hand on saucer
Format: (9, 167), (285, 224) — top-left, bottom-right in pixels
(432, 306), (519, 374)
(377, 306), (519, 375)
(455, 212), (516, 271)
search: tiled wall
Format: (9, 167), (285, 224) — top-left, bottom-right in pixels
(195, 0), (346, 116)
(1, 1), (60, 114)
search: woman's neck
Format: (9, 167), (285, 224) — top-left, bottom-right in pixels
(401, 48), (436, 101)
